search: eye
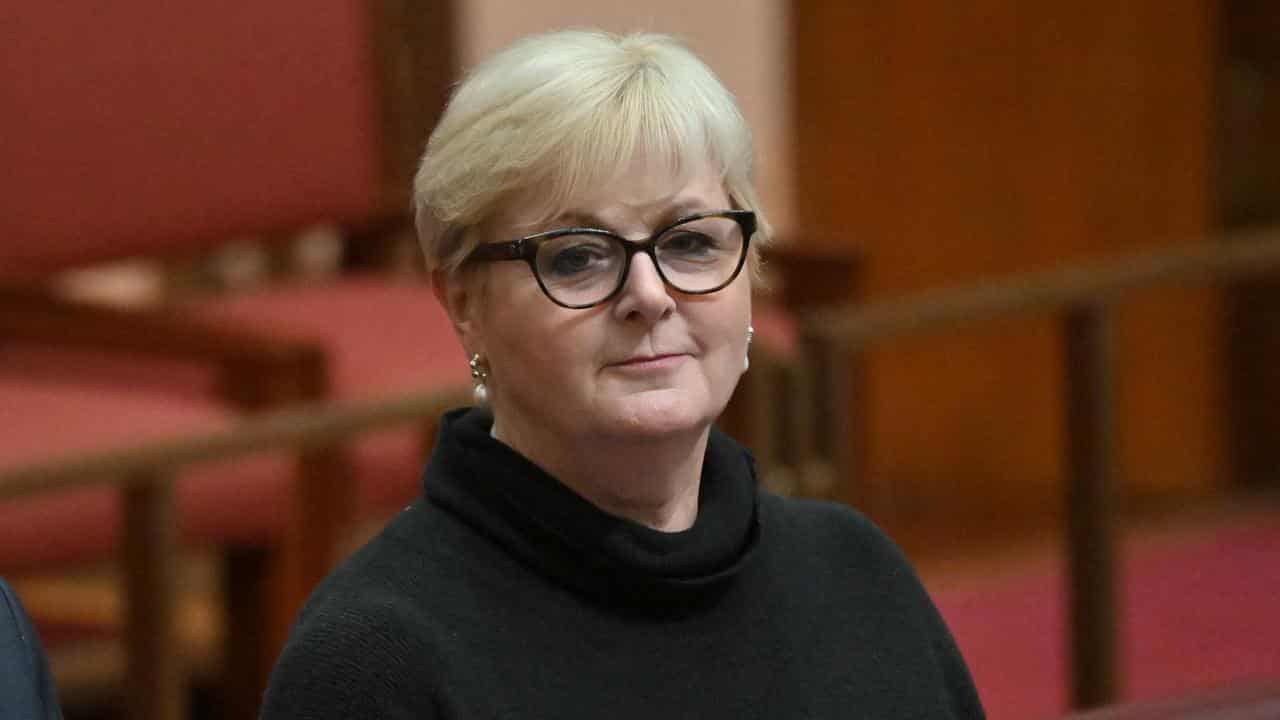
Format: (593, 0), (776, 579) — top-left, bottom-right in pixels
(659, 231), (717, 257)
(541, 237), (616, 278)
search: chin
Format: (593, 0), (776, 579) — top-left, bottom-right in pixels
(599, 388), (715, 439)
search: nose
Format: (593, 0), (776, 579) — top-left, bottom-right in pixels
(612, 252), (675, 324)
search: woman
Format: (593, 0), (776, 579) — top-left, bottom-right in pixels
(263, 30), (983, 719)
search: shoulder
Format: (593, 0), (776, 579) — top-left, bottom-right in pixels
(759, 492), (877, 533)
(262, 583), (435, 718)
(758, 493), (913, 573)
(757, 497), (986, 718)
(756, 494), (943, 626)
(0, 578), (62, 720)
(262, 504), (456, 718)
(759, 492), (955, 614)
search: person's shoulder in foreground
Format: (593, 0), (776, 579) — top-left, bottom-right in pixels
(0, 577), (63, 720)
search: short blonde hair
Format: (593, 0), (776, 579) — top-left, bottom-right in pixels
(413, 29), (772, 274)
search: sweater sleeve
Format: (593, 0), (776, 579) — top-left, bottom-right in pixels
(260, 600), (436, 720)
(880, 538), (986, 719)
(862, 521), (986, 720)
(804, 501), (987, 719)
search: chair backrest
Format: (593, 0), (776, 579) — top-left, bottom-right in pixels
(0, 1), (454, 276)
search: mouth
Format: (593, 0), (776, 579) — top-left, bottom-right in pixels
(609, 353), (690, 371)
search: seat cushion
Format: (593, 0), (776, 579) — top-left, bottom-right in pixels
(0, 376), (228, 473)
(180, 275), (469, 519)
(188, 275), (472, 398)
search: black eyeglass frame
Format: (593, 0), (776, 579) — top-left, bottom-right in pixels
(462, 209), (757, 309)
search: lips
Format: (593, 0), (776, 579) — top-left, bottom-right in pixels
(617, 353), (680, 364)
(609, 352), (691, 370)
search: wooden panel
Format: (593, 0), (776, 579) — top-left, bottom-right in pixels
(368, 0), (459, 211)
(1221, 0), (1280, 488)
(792, 0), (1220, 527)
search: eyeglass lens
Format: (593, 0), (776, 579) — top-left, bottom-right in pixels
(533, 215), (746, 307)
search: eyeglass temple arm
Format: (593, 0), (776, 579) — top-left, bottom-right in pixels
(468, 239), (529, 262)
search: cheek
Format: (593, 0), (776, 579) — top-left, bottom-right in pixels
(693, 288), (752, 377)
(713, 282), (753, 348)
(486, 295), (601, 393)
(477, 272), (546, 380)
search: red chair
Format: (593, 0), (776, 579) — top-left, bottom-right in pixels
(0, 2), (462, 716)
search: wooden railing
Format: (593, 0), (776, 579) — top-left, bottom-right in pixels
(0, 387), (470, 720)
(3, 227), (1279, 716)
(799, 224), (1280, 710)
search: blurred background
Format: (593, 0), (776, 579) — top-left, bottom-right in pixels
(1, 1), (1277, 718)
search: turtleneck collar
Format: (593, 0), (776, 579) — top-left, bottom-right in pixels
(423, 407), (761, 610)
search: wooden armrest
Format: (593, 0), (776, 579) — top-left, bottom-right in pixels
(0, 280), (328, 409)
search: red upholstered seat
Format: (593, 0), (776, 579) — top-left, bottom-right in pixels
(189, 276), (469, 399)
(0, 371), (227, 468)
(0, 277), (468, 572)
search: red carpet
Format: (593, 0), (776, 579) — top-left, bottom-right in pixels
(931, 516), (1280, 718)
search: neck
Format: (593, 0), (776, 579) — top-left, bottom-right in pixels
(492, 415), (709, 533)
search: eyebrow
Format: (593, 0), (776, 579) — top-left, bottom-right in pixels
(551, 199), (715, 231)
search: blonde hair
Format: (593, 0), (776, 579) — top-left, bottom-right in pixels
(413, 29), (772, 274)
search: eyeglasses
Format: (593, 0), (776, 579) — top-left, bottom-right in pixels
(463, 210), (756, 309)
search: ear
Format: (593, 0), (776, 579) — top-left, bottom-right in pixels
(431, 268), (484, 357)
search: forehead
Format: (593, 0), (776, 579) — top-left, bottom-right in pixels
(497, 155), (731, 234)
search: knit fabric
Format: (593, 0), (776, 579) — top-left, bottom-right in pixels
(262, 408), (984, 719)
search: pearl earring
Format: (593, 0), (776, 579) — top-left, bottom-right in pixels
(469, 353), (489, 405)
(744, 325), (754, 372)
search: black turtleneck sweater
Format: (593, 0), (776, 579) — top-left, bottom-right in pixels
(261, 408), (984, 719)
